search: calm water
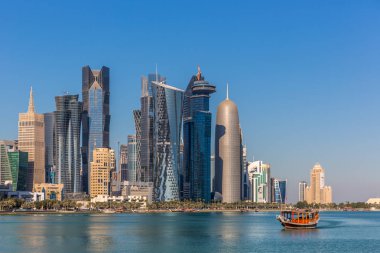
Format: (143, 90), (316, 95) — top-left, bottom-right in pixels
(0, 211), (379, 253)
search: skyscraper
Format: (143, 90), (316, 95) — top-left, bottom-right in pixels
(0, 141), (13, 185)
(8, 150), (28, 191)
(215, 85), (242, 203)
(152, 81), (184, 201)
(271, 178), (287, 204)
(127, 135), (137, 183)
(54, 94), (82, 194)
(182, 67), (216, 202)
(120, 144), (128, 181)
(44, 112), (55, 183)
(305, 163), (333, 204)
(82, 66), (110, 194)
(248, 161), (271, 203)
(298, 181), (307, 202)
(18, 87), (45, 190)
(133, 109), (142, 181)
(140, 73), (165, 183)
(89, 147), (115, 197)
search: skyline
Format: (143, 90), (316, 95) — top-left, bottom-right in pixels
(1, 0), (380, 203)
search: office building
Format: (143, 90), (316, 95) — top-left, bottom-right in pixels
(182, 67), (216, 202)
(44, 112), (55, 183)
(133, 109), (142, 181)
(271, 178), (287, 203)
(82, 66), (110, 194)
(152, 81), (184, 201)
(54, 94), (82, 194)
(248, 161), (271, 203)
(215, 85), (242, 203)
(89, 147), (115, 197)
(18, 87), (45, 190)
(8, 150), (28, 191)
(298, 181), (307, 202)
(139, 73), (166, 183)
(305, 163), (333, 204)
(120, 144), (128, 181)
(127, 135), (137, 183)
(0, 141), (13, 185)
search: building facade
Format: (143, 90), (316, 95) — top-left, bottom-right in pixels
(120, 144), (128, 181)
(152, 81), (184, 201)
(54, 94), (82, 194)
(18, 87), (45, 190)
(298, 181), (307, 202)
(8, 150), (28, 191)
(182, 67), (216, 202)
(44, 112), (55, 183)
(0, 141), (13, 185)
(33, 183), (64, 201)
(248, 161), (271, 203)
(215, 86), (242, 203)
(89, 148), (115, 197)
(271, 178), (287, 203)
(127, 135), (138, 183)
(82, 66), (110, 194)
(305, 163), (333, 204)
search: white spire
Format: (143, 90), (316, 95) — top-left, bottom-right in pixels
(28, 86), (35, 113)
(226, 82), (229, 100)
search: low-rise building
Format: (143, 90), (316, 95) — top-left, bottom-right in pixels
(121, 181), (153, 203)
(33, 183), (64, 201)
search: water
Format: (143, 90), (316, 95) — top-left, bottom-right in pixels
(0, 211), (379, 253)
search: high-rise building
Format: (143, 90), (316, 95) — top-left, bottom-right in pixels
(89, 147), (115, 197)
(248, 161), (271, 203)
(241, 145), (249, 200)
(305, 163), (333, 204)
(152, 81), (184, 201)
(133, 110), (142, 181)
(120, 144), (128, 181)
(215, 85), (242, 203)
(44, 112), (55, 183)
(298, 181), (307, 202)
(8, 150), (28, 191)
(271, 178), (287, 203)
(182, 67), (216, 202)
(82, 66), (110, 194)
(127, 135), (137, 183)
(18, 87), (45, 190)
(210, 155), (215, 193)
(0, 141), (13, 185)
(54, 94), (82, 194)
(139, 73), (166, 183)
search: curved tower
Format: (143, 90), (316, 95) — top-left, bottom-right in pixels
(215, 84), (242, 203)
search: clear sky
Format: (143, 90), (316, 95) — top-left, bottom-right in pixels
(1, 0), (379, 203)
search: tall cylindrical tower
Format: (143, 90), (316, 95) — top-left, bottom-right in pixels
(215, 85), (242, 203)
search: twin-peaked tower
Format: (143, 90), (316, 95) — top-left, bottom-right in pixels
(81, 66), (110, 194)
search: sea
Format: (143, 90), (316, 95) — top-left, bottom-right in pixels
(0, 211), (379, 253)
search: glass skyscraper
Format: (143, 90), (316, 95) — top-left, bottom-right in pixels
(54, 95), (82, 194)
(82, 66), (110, 194)
(152, 81), (184, 201)
(139, 74), (165, 183)
(8, 150), (28, 191)
(182, 68), (215, 202)
(271, 178), (287, 203)
(127, 135), (137, 183)
(44, 112), (55, 183)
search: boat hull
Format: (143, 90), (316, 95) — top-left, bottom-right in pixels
(277, 215), (319, 229)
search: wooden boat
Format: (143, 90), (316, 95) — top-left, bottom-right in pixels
(276, 209), (319, 229)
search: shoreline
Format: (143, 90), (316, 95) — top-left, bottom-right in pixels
(0, 208), (378, 215)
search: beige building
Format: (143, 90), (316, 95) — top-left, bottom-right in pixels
(18, 87), (45, 190)
(305, 163), (333, 204)
(33, 183), (64, 201)
(90, 148), (115, 197)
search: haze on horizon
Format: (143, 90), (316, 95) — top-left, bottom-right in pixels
(0, 0), (379, 203)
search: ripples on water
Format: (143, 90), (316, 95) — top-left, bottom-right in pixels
(0, 212), (380, 253)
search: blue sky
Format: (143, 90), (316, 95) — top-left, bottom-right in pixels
(1, 0), (379, 203)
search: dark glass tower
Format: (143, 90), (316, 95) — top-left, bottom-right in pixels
(54, 95), (82, 194)
(152, 81), (184, 201)
(182, 67), (216, 202)
(82, 66), (110, 193)
(44, 112), (55, 183)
